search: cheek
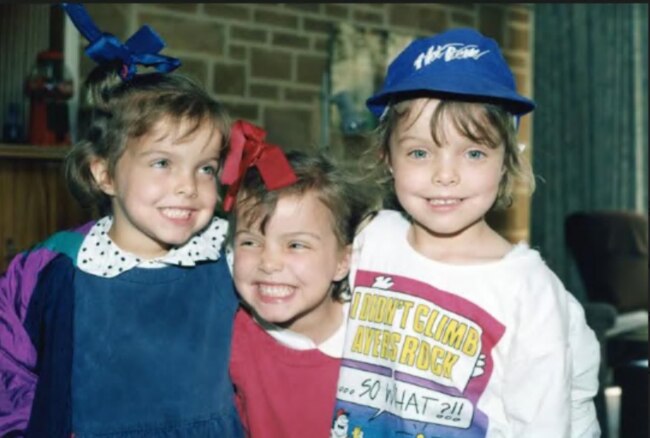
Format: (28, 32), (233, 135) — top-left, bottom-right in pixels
(118, 168), (161, 197)
(393, 165), (428, 191)
(131, 182), (165, 202)
(233, 251), (255, 277)
(487, 166), (506, 189)
(201, 181), (219, 204)
(232, 252), (259, 296)
(309, 251), (344, 283)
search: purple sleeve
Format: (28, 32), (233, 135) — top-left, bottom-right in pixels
(0, 248), (60, 436)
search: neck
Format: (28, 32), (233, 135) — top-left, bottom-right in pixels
(284, 299), (344, 345)
(409, 218), (512, 264)
(108, 215), (171, 259)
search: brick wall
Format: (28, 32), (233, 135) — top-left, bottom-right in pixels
(78, 3), (534, 242)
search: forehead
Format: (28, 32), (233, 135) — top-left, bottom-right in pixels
(238, 191), (335, 233)
(132, 116), (223, 151)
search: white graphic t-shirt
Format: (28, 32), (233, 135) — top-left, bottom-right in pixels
(331, 210), (600, 438)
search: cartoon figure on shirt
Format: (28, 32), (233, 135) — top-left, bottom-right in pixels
(331, 409), (350, 438)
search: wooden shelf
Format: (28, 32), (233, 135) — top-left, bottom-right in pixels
(0, 143), (70, 160)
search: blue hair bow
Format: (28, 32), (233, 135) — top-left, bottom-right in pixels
(61, 3), (181, 81)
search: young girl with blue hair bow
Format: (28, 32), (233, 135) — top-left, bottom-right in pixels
(0, 5), (255, 436)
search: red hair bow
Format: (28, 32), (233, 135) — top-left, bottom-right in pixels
(220, 120), (297, 212)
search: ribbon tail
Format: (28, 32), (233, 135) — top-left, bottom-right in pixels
(125, 25), (165, 55)
(221, 122), (247, 185)
(222, 182), (241, 212)
(61, 3), (102, 43)
(257, 147), (298, 190)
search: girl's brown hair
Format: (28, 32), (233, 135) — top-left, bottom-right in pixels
(366, 98), (535, 211)
(229, 150), (374, 301)
(65, 62), (231, 215)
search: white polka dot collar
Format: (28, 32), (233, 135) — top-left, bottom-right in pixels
(77, 216), (228, 278)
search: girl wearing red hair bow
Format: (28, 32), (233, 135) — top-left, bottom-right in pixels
(222, 122), (374, 437)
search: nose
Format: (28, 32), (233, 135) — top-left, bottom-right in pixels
(175, 171), (198, 198)
(432, 157), (459, 186)
(259, 246), (283, 274)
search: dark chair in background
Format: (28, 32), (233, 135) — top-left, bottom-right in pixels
(565, 210), (648, 438)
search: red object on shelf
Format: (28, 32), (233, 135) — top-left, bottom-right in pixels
(25, 50), (74, 146)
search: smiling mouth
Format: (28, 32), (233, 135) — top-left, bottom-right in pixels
(257, 284), (295, 298)
(160, 208), (194, 219)
(428, 198), (462, 206)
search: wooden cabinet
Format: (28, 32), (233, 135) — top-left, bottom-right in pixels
(0, 144), (96, 273)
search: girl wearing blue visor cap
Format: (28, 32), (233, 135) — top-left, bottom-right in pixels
(331, 28), (600, 438)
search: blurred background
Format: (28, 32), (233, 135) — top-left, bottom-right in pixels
(0, 4), (647, 437)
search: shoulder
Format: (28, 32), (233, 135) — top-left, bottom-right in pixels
(33, 255), (76, 300)
(373, 209), (409, 228)
(231, 309), (267, 366)
(194, 216), (230, 258)
(32, 220), (96, 265)
(357, 209), (408, 240)
(25, 255), (76, 336)
(500, 244), (562, 286)
(1, 221), (91, 323)
(504, 245), (574, 335)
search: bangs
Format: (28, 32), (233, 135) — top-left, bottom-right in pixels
(430, 101), (506, 149)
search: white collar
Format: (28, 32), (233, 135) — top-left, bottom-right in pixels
(77, 216), (228, 278)
(257, 302), (350, 358)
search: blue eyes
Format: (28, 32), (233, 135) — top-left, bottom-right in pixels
(150, 160), (217, 176)
(406, 149), (487, 160)
(408, 149), (428, 159)
(200, 165), (217, 176)
(466, 150), (486, 160)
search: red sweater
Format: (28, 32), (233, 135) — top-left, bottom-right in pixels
(230, 309), (341, 438)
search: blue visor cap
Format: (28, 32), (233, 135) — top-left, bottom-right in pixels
(367, 28), (535, 118)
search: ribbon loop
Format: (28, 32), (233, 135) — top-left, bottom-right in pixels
(220, 120), (298, 212)
(62, 3), (181, 81)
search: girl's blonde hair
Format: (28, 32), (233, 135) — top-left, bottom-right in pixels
(367, 98), (535, 211)
(65, 62), (231, 215)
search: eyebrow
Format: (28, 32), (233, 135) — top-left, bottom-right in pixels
(234, 229), (322, 240)
(283, 231), (322, 240)
(395, 134), (432, 143)
(137, 147), (219, 161)
(137, 149), (173, 158)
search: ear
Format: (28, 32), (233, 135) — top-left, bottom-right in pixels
(333, 244), (352, 282)
(381, 151), (393, 174)
(90, 157), (115, 196)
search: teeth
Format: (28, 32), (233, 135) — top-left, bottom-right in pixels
(429, 198), (460, 205)
(162, 208), (192, 219)
(258, 284), (294, 298)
